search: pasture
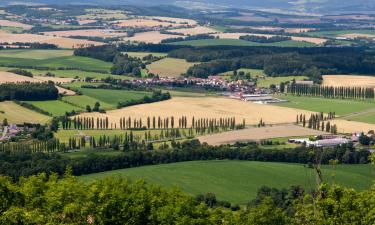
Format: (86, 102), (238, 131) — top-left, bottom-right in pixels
(62, 95), (113, 110)
(77, 96), (314, 127)
(125, 52), (167, 59)
(64, 84), (151, 106)
(24, 100), (82, 116)
(0, 101), (50, 124)
(307, 29), (375, 38)
(170, 39), (316, 47)
(146, 58), (195, 77)
(0, 53), (112, 72)
(79, 160), (374, 204)
(276, 95), (375, 116)
(0, 49), (73, 59)
(257, 76), (307, 88)
(220, 68), (266, 78)
(198, 124), (326, 145)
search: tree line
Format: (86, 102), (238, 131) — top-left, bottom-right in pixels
(286, 83), (375, 100)
(0, 139), (369, 181)
(239, 35), (291, 43)
(0, 82), (58, 101)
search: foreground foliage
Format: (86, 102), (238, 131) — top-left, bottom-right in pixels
(1, 172), (375, 225)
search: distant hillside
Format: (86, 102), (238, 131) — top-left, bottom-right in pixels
(2, 0), (375, 14)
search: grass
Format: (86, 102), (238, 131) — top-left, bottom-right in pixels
(146, 58), (196, 77)
(62, 95), (113, 110)
(125, 52), (168, 59)
(0, 101), (50, 124)
(345, 112), (375, 124)
(220, 68), (266, 79)
(62, 82), (152, 107)
(170, 39), (316, 47)
(0, 49), (73, 59)
(0, 50), (112, 72)
(0, 67), (123, 80)
(0, 26), (24, 33)
(257, 76), (307, 88)
(23, 100), (82, 116)
(276, 95), (375, 116)
(307, 29), (375, 38)
(78, 160), (375, 204)
(63, 149), (123, 158)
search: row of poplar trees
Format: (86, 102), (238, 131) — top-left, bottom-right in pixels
(61, 116), (242, 131)
(286, 84), (375, 100)
(296, 112), (338, 134)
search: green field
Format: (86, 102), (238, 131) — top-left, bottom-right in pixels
(0, 49), (73, 59)
(170, 39), (316, 47)
(125, 52), (167, 59)
(62, 95), (113, 110)
(0, 50), (112, 72)
(307, 29), (375, 38)
(220, 68), (266, 79)
(24, 100), (82, 116)
(79, 160), (374, 204)
(0, 101), (50, 124)
(344, 111), (375, 124)
(276, 95), (375, 116)
(63, 82), (152, 106)
(258, 76), (307, 88)
(146, 58), (196, 77)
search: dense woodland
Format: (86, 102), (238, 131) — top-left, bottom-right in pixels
(0, 82), (58, 101)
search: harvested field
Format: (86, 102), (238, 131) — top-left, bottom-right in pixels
(0, 101), (50, 124)
(77, 97), (315, 127)
(198, 124), (326, 145)
(168, 26), (218, 35)
(77, 19), (97, 25)
(285, 28), (316, 33)
(340, 33), (375, 39)
(322, 75), (375, 88)
(34, 76), (74, 84)
(290, 36), (326, 44)
(151, 17), (197, 25)
(113, 19), (181, 28)
(43, 29), (128, 38)
(329, 119), (375, 134)
(0, 19), (32, 29)
(146, 58), (195, 77)
(0, 72), (75, 95)
(123, 31), (184, 44)
(0, 71), (37, 83)
(212, 32), (326, 44)
(0, 31), (104, 48)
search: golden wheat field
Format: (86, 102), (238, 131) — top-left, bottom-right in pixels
(0, 101), (50, 124)
(43, 29), (128, 38)
(340, 33), (375, 39)
(0, 19), (32, 29)
(322, 75), (375, 88)
(123, 31), (184, 44)
(77, 97), (315, 127)
(328, 119), (375, 134)
(0, 31), (103, 48)
(0, 72), (75, 95)
(168, 26), (218, 35)
(198, 124), (327, 145)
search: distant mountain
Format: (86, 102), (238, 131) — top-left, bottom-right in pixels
(2, 0), (375, 14)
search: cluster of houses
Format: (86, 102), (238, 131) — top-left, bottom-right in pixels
(0, 124), (35, 141)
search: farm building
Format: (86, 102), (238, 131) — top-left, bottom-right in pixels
(306, 138), (350, 147)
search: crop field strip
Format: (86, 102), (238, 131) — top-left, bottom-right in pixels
(79, 160), (374, 204)
(0, 101), (50, 124)
(146, 58), (196, 77)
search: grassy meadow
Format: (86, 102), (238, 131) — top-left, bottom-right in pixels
(79, 160), (375, 204)
(276, 95), (375, 116)
(307, 29), (375, 38)
(0, 49), (112, 72)
(170, 39), (316, 47)
(62, 95), (113, 110)
(24, 100), (82, 116)
(0, 101), (50, 124)
(146, 58), (196, 77)
(258, 76), (307, 88)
